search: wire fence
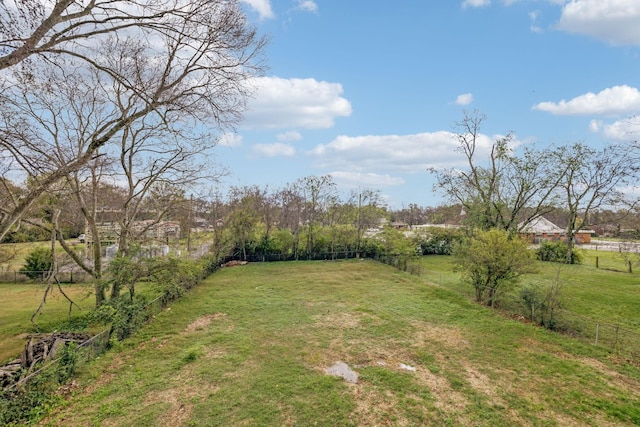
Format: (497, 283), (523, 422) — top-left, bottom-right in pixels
(0, 270), (92, 284)
(557, 312), (640, 360)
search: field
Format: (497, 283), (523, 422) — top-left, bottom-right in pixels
(37, 260), (640, 426)
(0, 283), (96, 363)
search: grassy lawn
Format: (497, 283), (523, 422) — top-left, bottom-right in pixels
(0, 242), (50, 272)
(419, 252), (640, 330)
(40, 260), (640, 426)
(0, 283), (95, 363)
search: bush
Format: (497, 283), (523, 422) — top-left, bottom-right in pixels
(57, 343), (79, 383)
(536, 240), (582, 264)
(518, 273), (564, 330)
(92, 297), (149, 341)
(20, 247), (53, 280)
(417, 228), (462, 255)
(453, 229), (534, 307)
(148, 257), (204, 304)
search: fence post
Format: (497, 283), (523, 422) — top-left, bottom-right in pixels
(595, 322), (599, 345)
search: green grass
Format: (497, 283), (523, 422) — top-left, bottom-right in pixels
(0, 283), (95, 363)
(38, 260), (640, 426)
(0, 241), (87, 272)
(419, 252), (640, 330)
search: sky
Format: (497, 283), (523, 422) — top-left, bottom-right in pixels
(216, 0), (640, 209)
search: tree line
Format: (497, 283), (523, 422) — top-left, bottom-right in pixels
(430, 110), (640, 263)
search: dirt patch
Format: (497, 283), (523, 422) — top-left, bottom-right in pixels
(410, 321), (470, 351)
(83, 354), (127, 394)
(414, 365), (469, 424)
(205, 347), (226, 359)
(578, 356), (640, 394)
(144, 385), (196, 426)
(464, 365), (501, 401)
(350, 386), (410, 426)
(183, 312), (227, 333)
(312, 311), (374, 329)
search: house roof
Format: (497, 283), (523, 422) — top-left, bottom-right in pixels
(518, 217), (564, 234)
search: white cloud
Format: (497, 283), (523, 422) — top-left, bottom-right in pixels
(243, 76), (352, 130)
(309, 131), (498, 174)
(588, 119), (602, 132)
(557, 0), (640, 45)
(462, 0), (491, 9)
(532, 85), (640, 115)
(241, 0), (275, 20)
(593, 116), (640, 140)
(219, 133), (243, 147)
(454, 93), (474, 106)
(504, 0), (568, 4)
(251, 142), (296, 157)
(295, 0), (318, 13)
(277, 131), (302, 142)
(529, 10), (544, 33)
(330, 171), (405, 189)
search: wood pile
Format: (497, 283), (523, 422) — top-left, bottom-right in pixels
(1, 332), (90, 388)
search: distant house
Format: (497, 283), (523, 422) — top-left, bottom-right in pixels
(85, 219), (180, 245)
(519, 217), (592, 244)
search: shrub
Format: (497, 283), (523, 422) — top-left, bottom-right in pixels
(536, 240), (582, 264)
(57, 343), (79, 383)
(20, 247), (53, 280)
(92, 296), (149, 341)
(518, 269), (565, 329)
(417, 228), (462, 255)
(453, 229), (535, 307)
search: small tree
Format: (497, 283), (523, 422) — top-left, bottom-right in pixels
(453, 229), (534, 307)
(20, 247), (52, 280)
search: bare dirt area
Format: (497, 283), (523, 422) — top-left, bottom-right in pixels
(182, 312), (227, 334)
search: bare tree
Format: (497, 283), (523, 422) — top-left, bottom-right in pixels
(431, 110), (562, 232)
(300, 175), (336, 258)
(349, 188), (383, 257)
(551, 142), (640, 263)
(275, 182), (305, 260)
(0, 0), (265, 71)
(0, 1), (266, 241)
(109, 105), (217, 258)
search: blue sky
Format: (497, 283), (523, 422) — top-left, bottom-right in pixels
(218, 0), (640, 209)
